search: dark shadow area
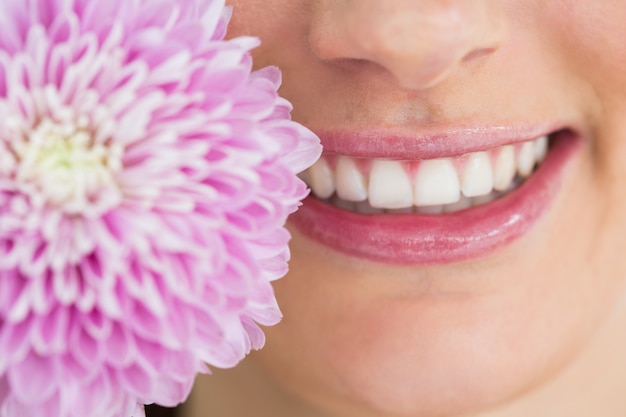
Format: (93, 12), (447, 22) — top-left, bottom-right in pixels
(145, 405), (178, 417)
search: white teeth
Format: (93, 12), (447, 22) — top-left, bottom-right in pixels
(300, 135), (550, 213)
(493, 145), (516, 192)
(335, 156), (368, 202)
(368, 160), (413, 209)
(461, 152), (494, 198)
(534, 136), (548, 162)
(414, 159), (461, 206)
(517, 141), (535, 177)
(308, 158), (335, 199)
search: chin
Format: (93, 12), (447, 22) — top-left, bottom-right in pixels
(255, 225), (608, 417)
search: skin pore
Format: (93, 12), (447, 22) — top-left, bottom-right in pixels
(185, 1), (626, 416)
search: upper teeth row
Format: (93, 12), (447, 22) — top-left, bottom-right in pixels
(300, 136), (548, 210)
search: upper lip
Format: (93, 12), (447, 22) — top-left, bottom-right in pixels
(314, 122), (571, 160)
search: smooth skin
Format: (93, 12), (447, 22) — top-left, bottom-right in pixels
(185, 1), (626, 416)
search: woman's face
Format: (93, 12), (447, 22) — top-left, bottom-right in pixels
(226, 1), (626, 416)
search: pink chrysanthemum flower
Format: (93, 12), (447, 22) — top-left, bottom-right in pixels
(0, 0), (321, 416)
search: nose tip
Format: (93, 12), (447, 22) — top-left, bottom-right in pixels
(309, 1), (507, 90)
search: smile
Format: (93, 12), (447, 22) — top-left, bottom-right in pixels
(290, 127), (583, 265)
(301, 135), (548, 214)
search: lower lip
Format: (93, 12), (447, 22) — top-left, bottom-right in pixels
(290, 131), (582, 265)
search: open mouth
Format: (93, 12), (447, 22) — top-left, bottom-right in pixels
(290, 128), (582, 265)
(301, 135), (548, 214)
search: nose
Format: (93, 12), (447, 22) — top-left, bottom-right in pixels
(308, 0), (507, 90)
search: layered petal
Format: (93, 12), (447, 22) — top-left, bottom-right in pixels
(0, 0), (322, 416)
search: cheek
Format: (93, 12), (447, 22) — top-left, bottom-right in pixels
(543, 2), (626, 264)
(226, 0), (311, 69)
(541, 2), (626, 93)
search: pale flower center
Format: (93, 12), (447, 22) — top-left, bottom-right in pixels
(15, 118), (123, 214)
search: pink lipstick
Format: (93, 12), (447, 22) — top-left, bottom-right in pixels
(290, 129), (582, 265)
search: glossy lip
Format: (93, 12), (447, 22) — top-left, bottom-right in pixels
(319, 123), (569, 160)
(290, 129), (582, 265)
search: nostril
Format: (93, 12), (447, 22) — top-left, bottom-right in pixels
(462, 47), (499, 63)
(308, 2), (507, 91)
